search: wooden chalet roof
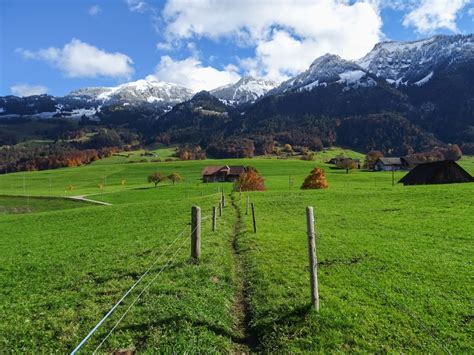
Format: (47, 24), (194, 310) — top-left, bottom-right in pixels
(202, 165), (246, 176)
(377, 157), (402, 166)
(202, 166), (224, 176)
(398, 160), (473, 185)
(401, 156), (425, 166)
(228, 166), (246, 176)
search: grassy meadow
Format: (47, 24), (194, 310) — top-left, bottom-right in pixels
(0, 150), (473, 353)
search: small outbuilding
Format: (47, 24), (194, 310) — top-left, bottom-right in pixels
(398, 160), (473, 186)
(374, 157), (402, 171)
(202, 165), (246, 182)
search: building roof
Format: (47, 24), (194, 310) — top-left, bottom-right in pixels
(202, 165), (246, 176)
(377, 157), (402, 166)
(401, 156), (424, 166)
(202, 166), (224, 176)
(228, 166), (246, 176)
(398, 160), (473, 185)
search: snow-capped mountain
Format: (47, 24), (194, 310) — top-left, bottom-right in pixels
(210, 76), (278, 105)
(357, 34), (474, 85)
(270, 54), (377, 95)
(66, 79), (194, 107)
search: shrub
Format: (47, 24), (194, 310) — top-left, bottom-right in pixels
(363, 150), (384, 170)
(283, 144), (293, 153)
(148, 172), (166, 187)
(336, 158), (358, 173)
(168, 172), (182, 185)
(235, 168), (265, 191)
(301, 167), (329, 189)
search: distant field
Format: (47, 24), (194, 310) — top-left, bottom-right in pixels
(0, 151), (472, 353)
(0, 195), (88, 215)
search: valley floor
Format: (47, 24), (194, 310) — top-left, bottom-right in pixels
(0, 154), (473, 353)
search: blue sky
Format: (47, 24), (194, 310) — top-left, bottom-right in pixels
(1, 0), (473, 96)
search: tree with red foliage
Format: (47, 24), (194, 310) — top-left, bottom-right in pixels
(301, 167), (329, 189)
(235, 167), (265, 191)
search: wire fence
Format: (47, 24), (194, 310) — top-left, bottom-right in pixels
(72, 192), (450, 354)
(71, 211), (213, 354)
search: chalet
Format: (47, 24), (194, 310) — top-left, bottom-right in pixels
(398, 160), (473, 186)
(202, 165), (246, 182)
(374, 157), (402, 171)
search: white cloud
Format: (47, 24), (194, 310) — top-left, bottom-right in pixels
(16, 39), (134, 79)
(468, 7), (474, 17)
(147, 56), (240, 91)
(10, 84), (48, 97)
(161, 0), (382, 81)
(156, 41), (173, 51)
(126, 0), (147, 13)
(88, 5), (101, 16)
(402, 0), (470, 33)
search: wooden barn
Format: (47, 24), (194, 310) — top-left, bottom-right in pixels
(398, 160), (473, 186)
(374, 157), (402, 171)
(202, 165), (246, 182)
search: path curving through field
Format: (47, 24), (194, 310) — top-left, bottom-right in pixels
(68, 195), (112, 206)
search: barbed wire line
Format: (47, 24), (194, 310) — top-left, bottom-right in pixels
(93, 231), (192, 354)
(71, 224), (190, 355)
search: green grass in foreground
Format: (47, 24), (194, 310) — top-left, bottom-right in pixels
(0, 152), (472, 352)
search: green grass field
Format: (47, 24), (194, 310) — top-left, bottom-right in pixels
(0, 151), (473, 353)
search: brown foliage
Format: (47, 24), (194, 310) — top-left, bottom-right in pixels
(301, 167), (329, 190)
(235, 169), (265, 191)
(168, 172), (182, 185)
(363, 150), (384, 170)
(148, 172), (166, 187)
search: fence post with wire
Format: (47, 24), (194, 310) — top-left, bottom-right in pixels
(191, 206), (201, 259)
(70, 206), (213, 354)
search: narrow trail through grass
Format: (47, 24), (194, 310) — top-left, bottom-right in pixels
(230, 193), (258, 353)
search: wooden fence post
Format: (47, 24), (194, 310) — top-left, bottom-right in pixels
(221, 191), (226, 208)
(239, 188), (242, 200)
(306, 206), (319, 311)
(251, 203), (257, 234)
(212, 206), (217, 232)
(191, 206), (201, 259)
(246, 195), (249, 215)
(218, 202), (222, 217)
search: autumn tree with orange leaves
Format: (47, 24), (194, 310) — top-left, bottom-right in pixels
(235, 167), (265, 191)
(301, 167), (329, 189)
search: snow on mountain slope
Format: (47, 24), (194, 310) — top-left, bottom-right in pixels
(66, 79), (194, 107)
(210, 76), (278, 105)
(357, 34), (474, 85)
(270, 54), (377, 95)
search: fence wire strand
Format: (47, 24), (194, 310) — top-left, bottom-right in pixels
(71, 223), (190, 355)
(93, 232), (192, 354)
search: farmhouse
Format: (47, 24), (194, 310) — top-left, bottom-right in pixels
(374, 157), (402, 171)
(202, 165), (246, 182)
(398, 160), (473, 185)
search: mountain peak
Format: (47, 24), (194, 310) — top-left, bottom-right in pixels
(66, 79), (194, 107)
(357, 34), (474, 84)
(210, 76), (278, 106)
(271, 53), (371, 94)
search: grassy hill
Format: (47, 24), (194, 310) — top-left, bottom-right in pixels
(0, 151), (472, 353)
